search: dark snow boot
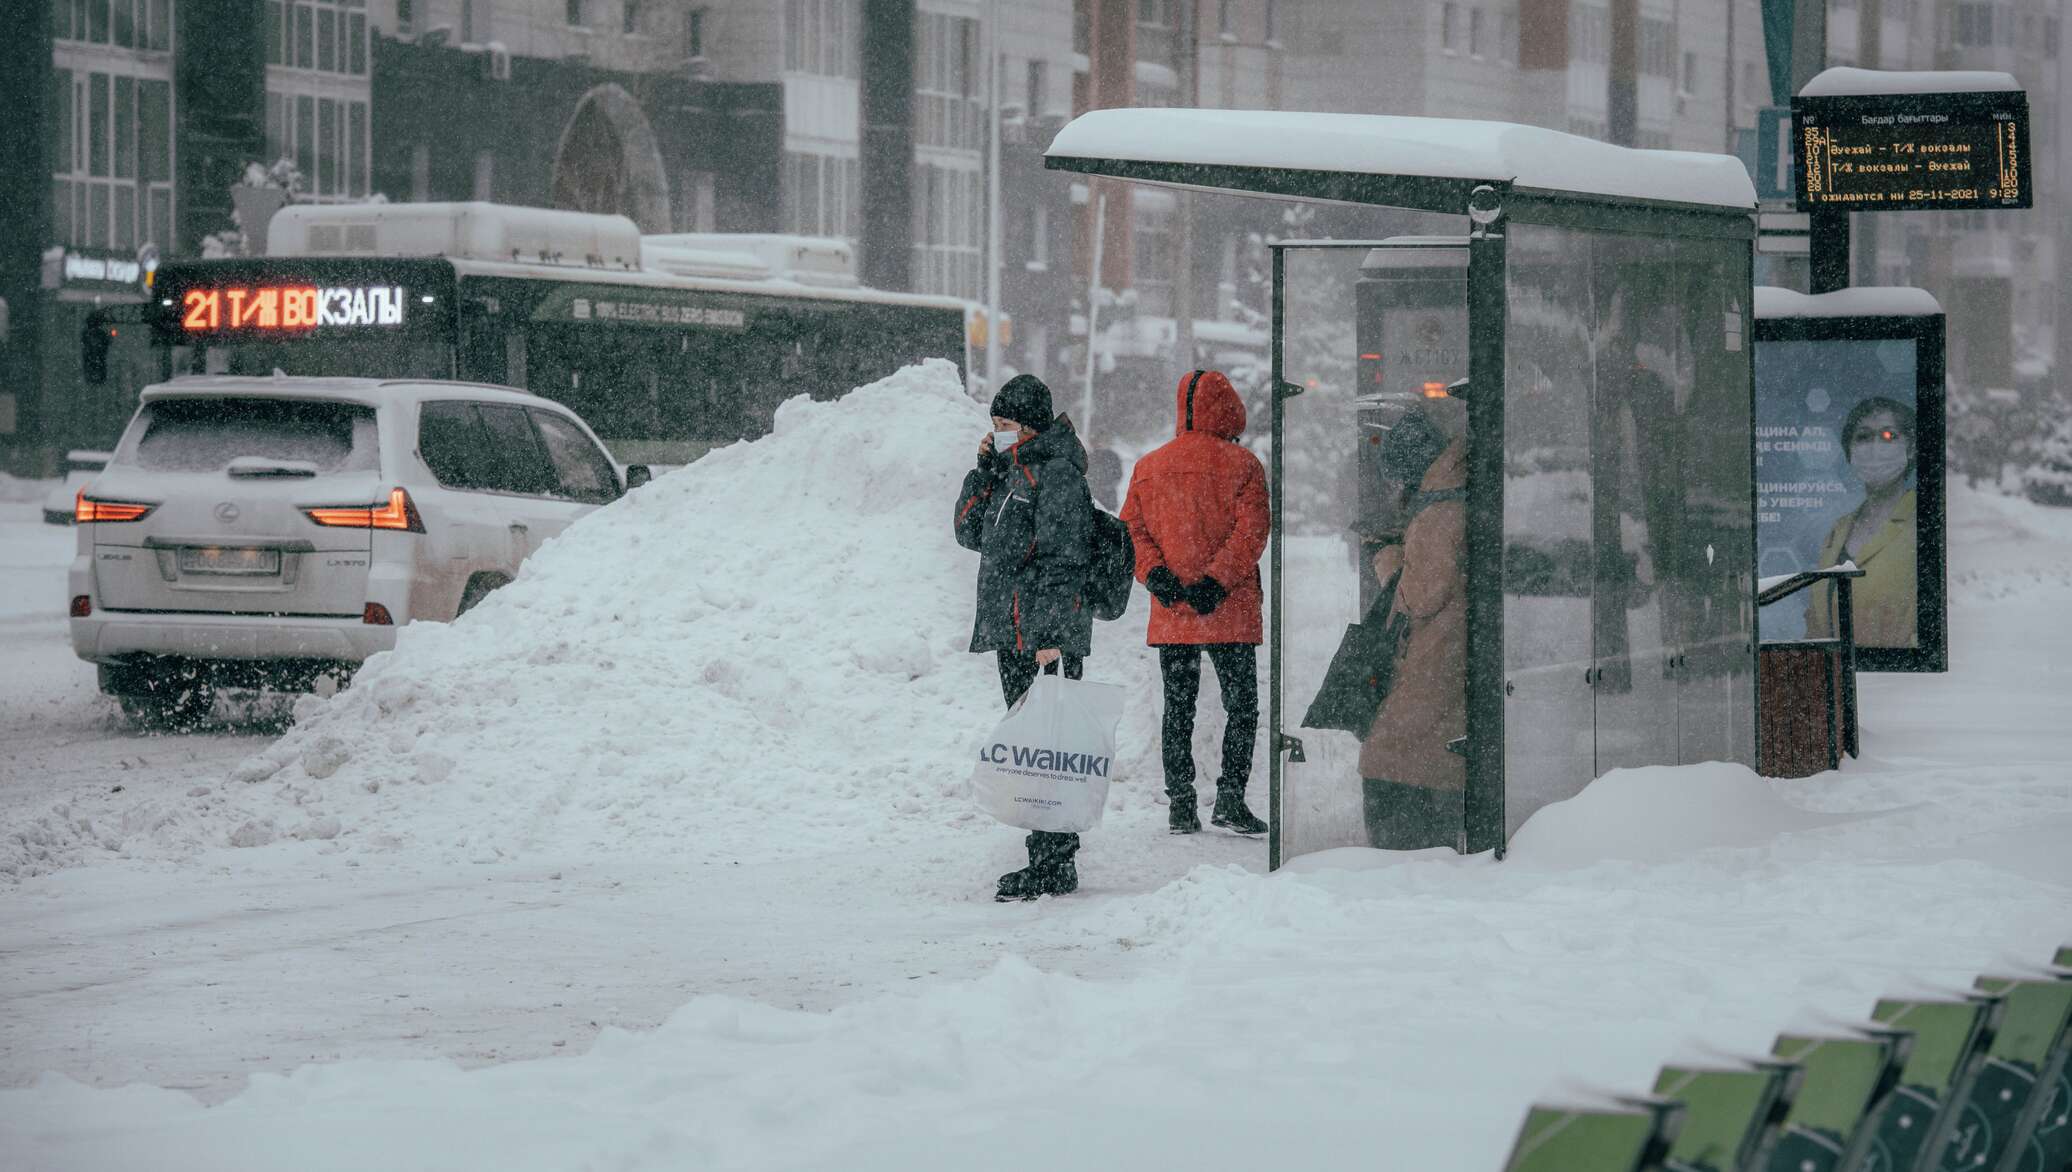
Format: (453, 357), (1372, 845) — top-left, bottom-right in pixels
(1211, 791), (1268, 836)
(1169, 795), (1202, 835)
(995, 832), (1080, 901)
(994, 859), (1079, 901)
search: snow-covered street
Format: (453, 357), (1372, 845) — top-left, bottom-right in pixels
(3, 367), (2068, 1171)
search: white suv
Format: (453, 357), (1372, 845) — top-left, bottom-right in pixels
(69, 376), (643, 728)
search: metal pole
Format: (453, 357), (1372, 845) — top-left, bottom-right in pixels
(1809, 208), (1850, 294)
(984, 0), (1003, 387)
(1080, 191), (1106, 437)
(1267, 243), (1284, 872)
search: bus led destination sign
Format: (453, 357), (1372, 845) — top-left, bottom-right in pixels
(1793, 90), (2030, 212)
(179, 284), (409, 332)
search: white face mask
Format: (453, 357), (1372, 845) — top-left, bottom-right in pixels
(1850, 440), (1908, 487)
(992, 429), (1022, 454)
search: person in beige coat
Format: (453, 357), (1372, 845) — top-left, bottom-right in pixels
(1359, 411), (1468, 852)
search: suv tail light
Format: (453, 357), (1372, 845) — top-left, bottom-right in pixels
(304, 488), (425, 533)
(361, 603), (394, 626)
(70, 595), (93, 618)
(75, 490), (156, 523)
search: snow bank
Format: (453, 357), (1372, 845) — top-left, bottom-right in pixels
(1, 361), (1183, 876)
(1506, 763), (1870, 866)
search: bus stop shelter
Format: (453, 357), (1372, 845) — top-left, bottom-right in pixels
(1045, 109), (1762, 865)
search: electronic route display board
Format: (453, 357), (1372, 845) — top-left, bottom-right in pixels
(1792, 89), (2031, 212)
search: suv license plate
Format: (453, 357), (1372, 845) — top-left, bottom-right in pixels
(178, 546), (281, 576)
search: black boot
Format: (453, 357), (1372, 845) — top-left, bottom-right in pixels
(996, 832), (1080, 901)
(1168, 786), (1201, 835)
(1211, 788), (1268, 836)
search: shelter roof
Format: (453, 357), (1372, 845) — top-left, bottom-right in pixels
(1044, 108), (1757, 214)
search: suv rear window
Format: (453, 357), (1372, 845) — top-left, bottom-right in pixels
(127, 398), (378, 474)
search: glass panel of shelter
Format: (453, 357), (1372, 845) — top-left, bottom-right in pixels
(1499, 223), (1759, 839)
(1276, 242), (1473, 862)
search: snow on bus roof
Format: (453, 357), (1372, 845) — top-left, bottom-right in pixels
(1044, 108), (1757, 211)
(1799, 67), (2021, 98)
(1754, 285), (1943, 320)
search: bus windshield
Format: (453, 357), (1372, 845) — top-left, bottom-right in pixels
(180, 337), (456, 380)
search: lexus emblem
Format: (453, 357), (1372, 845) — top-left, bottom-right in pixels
(214, 502), (241, 523)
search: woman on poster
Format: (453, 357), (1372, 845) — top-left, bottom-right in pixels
(1807, 396), (1918, 649)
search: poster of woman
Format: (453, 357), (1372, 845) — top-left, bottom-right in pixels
(1753, 292), (1947, 672)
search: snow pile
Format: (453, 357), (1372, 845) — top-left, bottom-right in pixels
(0, 472), (54, 505)
(1504, 762), (1869, 866)
(0, 360), (1190, 878)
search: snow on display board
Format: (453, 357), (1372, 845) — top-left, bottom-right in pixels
(1043, 108), (1758, 210)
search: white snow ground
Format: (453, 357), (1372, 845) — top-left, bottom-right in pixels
(1, 360), (2067, 1170)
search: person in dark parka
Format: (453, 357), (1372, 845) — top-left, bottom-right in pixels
(953, 374), (1097, 901)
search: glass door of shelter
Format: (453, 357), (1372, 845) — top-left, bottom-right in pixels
(1273, 241), (1471, 865)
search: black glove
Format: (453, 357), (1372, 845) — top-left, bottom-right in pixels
(976, 440), (1000, 474)
(1186, 577), (1227, 616)
(1145, 566), (1185, 607)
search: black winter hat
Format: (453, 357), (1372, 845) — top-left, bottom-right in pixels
(990, 374), (1053, 431)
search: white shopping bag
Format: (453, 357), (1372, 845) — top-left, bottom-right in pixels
(970, 674), (1126, 833)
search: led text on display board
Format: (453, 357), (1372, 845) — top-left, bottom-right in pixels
(179, 285), (408, 332)
(1792, 91), (2031, 212)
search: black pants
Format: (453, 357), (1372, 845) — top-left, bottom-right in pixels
(1362, 778), (1463, 852)
(1156, 644), (1259, 804)
(996, 650), (1084, 866)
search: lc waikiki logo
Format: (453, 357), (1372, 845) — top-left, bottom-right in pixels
(980, 743), (1111, 779)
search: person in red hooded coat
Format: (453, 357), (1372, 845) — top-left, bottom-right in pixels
(1120, 370), (1271, 835)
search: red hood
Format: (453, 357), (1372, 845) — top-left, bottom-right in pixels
(1173, 370), (1246, 440)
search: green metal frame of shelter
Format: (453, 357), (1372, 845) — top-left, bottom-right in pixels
(1046, 140), (1760, 868)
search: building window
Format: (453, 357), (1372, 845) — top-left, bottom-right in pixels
(411, 144), (430, 202)
(914, 12), (981, 150)
(51, 67), (174, 250)
(1953, 2), (1992, 47)
(267, 0), (367, 76)
(783, 151), (860, 242)
(687, 8), (705, 57)
(1500, 11), (1517, 63)
(911, 162), (981, 300)
(473, 151), (495, 200)
(1136, 0), (1177, 69)
(1640, 17), (1673, 76)
(566, 0), (583, 27)
(461, 0), (476, 42)
(1442, 3), (1459, 53)
(623, 0), (640, 35)
(1469, 6), (1485, 57)
(1264, 0), (1277, 44)
(1026, 59), (1046, 117)
(1682, 50), (1697, 93)
(397, 0), (414, 37)
(1028, 202), (1050, 269)
(1132, 196), (1173, 317)
(786, 0), (860, 77)
(1218, 0), (1232, 37)
(53, 0), (171, 47)
(267, 90), (369, 200)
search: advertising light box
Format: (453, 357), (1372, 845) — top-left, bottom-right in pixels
(1792, 89), (2031, 212)
(1753, 288), (1947, 673)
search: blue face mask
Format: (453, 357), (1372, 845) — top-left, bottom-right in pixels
(1850, 439), (1908, 487)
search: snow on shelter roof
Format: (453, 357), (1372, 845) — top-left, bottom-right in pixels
(1043, 108), (1757, 214)
(1800, 67), (2021, 98)
(1754, 285), (1943, 320)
